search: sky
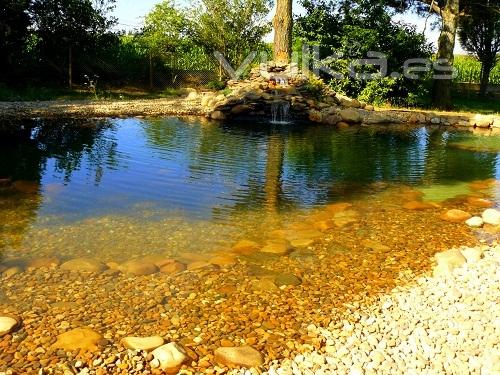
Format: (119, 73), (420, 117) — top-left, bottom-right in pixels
(111, 0), (465, 54)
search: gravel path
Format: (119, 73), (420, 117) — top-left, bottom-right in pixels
(265, 246), (500, 375)
(0, 98), (206, 121)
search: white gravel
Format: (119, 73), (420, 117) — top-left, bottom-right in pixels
(264, 245), (500, 375)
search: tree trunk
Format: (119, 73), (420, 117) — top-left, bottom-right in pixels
(149, 51), (153, 90)
(479, 61), (494, 97)
(68, 45), (73, 89)
(432, 0), (459, 109)
(264, 134), (285, 215)
(273, 0), (293, 64)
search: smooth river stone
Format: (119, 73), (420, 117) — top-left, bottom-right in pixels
(119, 259), (159, 276)
(260, 240), (292, 255)
(467, 197), (494, 208)
(402, 201), (435, 210)
(151, 342), (190, 374)
(440, 209), (472, 223)
(231, 240), (261, 255)
(214, 346), (264, 368)
(465, 216), (484, 228)
(122, 336), (164, 351)
(26, 257), (61, 269)
(482, 209), (500, 225)
(60, 258), (108, 273)
(52, 328), (105, 352)
(0, 316), (19, 336)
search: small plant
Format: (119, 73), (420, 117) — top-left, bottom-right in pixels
(207, 80), (226, 91)
(221, 88), (233, 96)
(83, 74), (99, 99)
(302, 74), (326, 99)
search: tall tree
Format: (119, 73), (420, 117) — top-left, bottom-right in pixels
(31, 0), (116, 88)
(141, 0), (187, 88)
(189, 0), (271, 75)
(273, 0), (293, 63)
(430, 0), (461, 109)
(0, 0), (31, 82)
(458, 0), (500, 97)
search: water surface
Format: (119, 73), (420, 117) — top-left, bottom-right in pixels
(1, 117), (499, 263)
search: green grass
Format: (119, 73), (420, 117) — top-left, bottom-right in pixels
(451, 93), (500, 114)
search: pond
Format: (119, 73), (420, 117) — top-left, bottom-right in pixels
(2, 116), (500, 373)
(0, 117), (499, 265)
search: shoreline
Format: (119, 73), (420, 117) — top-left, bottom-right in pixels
(0, 98), (498, 129)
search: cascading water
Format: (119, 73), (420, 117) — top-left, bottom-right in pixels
(271, 100), (291, 125)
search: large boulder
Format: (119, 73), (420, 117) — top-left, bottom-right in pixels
(339, 108), (363, 123)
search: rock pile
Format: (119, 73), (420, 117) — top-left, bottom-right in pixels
(200, 61), (498, 128)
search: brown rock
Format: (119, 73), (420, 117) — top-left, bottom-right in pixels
(121, 336), (164, 351)
(211, 111), (226, 120)
(466, 197), (495, 208)
(336, 121), (350, 129)
(60, 258), (108, 273)
(214, 346), (264, 368)
(119, 259), (159, 276)
(231, 240), (261, 255)
(402, 201), (435, 210)
(159, 261), (186, 275)
(52, 328), (105, 352)
(440, 209), (472, 223)
(26, 257), (60, 270)
(260, 239), (292, 255)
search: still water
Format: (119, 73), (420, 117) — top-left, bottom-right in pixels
(1, 117), (499, 264)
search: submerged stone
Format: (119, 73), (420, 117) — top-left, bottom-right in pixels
(231, 240), (261, 255)
(260, 239), (292, 255)
(274, 273), (302, 286)
(440, 209), (472, 223)
(60, 258), (108, 273)
(122, 336), (164, 351)
(52, 328), (105, 352)
(119, 259), (159, 276)
(214, 346), (264, 368)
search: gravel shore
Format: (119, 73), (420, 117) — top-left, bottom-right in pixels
(0, 98), (206, 121)
(266, 245), (500, 375)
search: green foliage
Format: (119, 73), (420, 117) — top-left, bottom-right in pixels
(0, 0), (31, 82)
(189, 0), (272, 68)
(207, 81), (226, 91)
(454, 55), (500, 84)
(301, 75), (326, 98)
(358, 76), (397, 105)
(296, 0), (433, 106)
